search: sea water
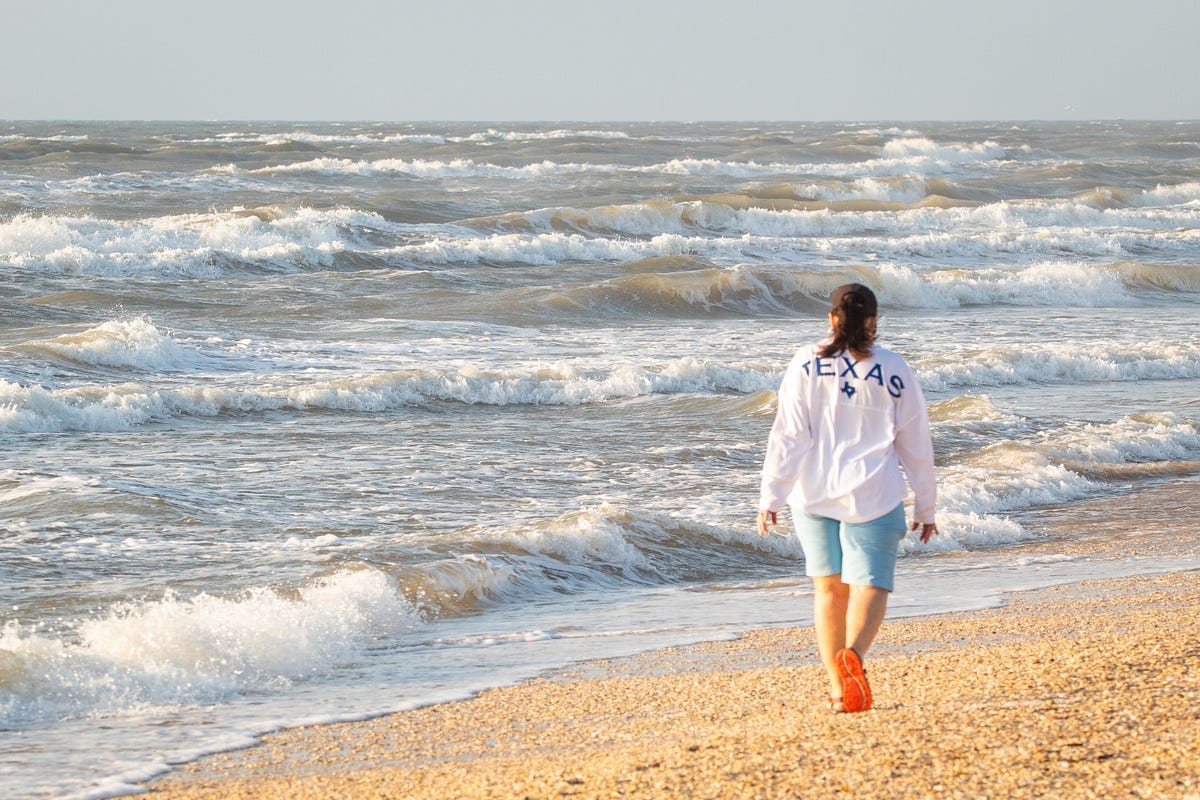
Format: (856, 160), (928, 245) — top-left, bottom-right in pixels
(1, 121), (1198, 798)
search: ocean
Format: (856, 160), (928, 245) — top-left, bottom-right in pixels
(1, 120), (1198, 799)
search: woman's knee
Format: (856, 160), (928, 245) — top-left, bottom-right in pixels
(813, 574), (850, 600)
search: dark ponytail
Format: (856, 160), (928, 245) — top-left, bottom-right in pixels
(818, 283), (878, 359)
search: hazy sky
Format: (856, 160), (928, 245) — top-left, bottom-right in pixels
(6, 0), (1197, 120)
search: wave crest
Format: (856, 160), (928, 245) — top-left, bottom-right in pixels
(12, 318), (190, 370)
(4, 336), (1198, 433)
(0, 207), (376, 277)
(0, 358), (778, 432)
(0, 570), (418, 724)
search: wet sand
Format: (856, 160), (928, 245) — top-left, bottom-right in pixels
(145, 569), (1200, 799)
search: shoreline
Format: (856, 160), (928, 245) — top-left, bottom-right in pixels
(143, 567), (1200, 799)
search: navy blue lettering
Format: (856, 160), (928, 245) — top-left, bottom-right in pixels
(888, 375), (905, 398)
(799, 359), (812, 375)
(840, 357), (861, 378)
(815, 358), (834, 377)
(865, 363), (884, 386)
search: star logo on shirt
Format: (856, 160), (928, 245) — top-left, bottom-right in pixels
(841, 381), (856, 399)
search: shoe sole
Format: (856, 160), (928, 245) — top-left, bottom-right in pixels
(836, 648), (872, 713)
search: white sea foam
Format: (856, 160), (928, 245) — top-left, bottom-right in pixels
(395, 197), (1200, 269)
(246, 157), (615, 179)
(710, 258), (1194, 319)
(926, 412), (1200, 544)
(14, 318), (191, 370)
(880, 136), (1007, 164)
(1134, 180), (1200, 206)
(41, 168), (279, 198)
(655, 137), (1009, 179)
(0, 133), (91, 142)
(384, 221), (1200, 271)
(5, 190), (1198, 279)
(940, 459), (1097, 518)
(483, 503), (806, 591)
(449, 128), (631, 142)
(0, 569), (418, 724)
(869, 262), (1141, 308)
(915, 340), (1200, 391)
(726, 197), (1200, 237)
(1040, 411), (1200, 464)
(178, 128), (632, 146)
(241, 155), (827, 182)
(900, 510), (1029, 554)
(186, 131), (449, 145)
(241, 136), (1009, 183)
(495, 507), (649, 572)
(386, 231), (697, 265)
(788, 177), (931, 203)
(0, 207), (376, 276)
(5, 336), (1198, 433)
(0, 358), (777, 432)
(0, 469), (92, 506)
(656, 158), (798, 178)
(852, 127), (923, 137)
(789, 194), (1189, 241)
(919, 411), (1200, 552)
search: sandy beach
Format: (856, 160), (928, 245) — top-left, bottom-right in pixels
(143, 568), (1200, 799)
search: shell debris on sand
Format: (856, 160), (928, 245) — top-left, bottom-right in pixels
(146, 571), (1200, 799)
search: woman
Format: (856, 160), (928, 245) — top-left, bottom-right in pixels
(757, 283), (937, 713)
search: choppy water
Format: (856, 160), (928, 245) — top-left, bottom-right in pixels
(2, 120), (1198, 798)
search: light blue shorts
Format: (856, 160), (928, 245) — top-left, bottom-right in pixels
(793, 504), (907, 592)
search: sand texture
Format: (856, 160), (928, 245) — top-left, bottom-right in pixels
(144, 570), (1200, 799)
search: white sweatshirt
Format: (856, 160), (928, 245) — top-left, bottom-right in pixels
(758, 342), (936, 525)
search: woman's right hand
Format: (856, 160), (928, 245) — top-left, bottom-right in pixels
(757, 509), (777, 536)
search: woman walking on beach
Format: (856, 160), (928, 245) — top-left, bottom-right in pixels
(757, 283), (938, 713)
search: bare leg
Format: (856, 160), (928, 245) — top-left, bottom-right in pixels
(812, 575), (850, 698)
(846, 584), (890, 656)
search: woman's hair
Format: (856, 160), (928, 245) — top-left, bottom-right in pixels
(818, 283), (878, 359)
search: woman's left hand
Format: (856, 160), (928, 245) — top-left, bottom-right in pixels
(911, 521), (938, 543)
(757, 510), (777, 536)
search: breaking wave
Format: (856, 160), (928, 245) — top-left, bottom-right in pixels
(235, 135), (1011, 183)
(449, 128), (632, 142)
(916, 411), (1200, 553)
(915, 340), (1200, 391)
(0, 206), (379, 277)
(392, 198), (1200, 268)
(654, 137), (1010, 179)
(421, 261), (1197, 321)
(0, 501), (794, 728)
(4, 339), (1198, 433)
(5, 187), (1198, 279)
(175, 128), (631, 147)
(506, 195), (1200, 238)
(181, 130), (450, 146)
(244, 157), (614, 179)
(0, 569), (418, 726)
(0, 357), (774, 433)
(10, 318), (193, 371)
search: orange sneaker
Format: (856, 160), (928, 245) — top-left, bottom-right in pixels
(836, 648), (872, 713)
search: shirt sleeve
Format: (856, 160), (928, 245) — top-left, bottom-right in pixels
(758, 353), (814, 512)
(893, 364), (937, 524)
